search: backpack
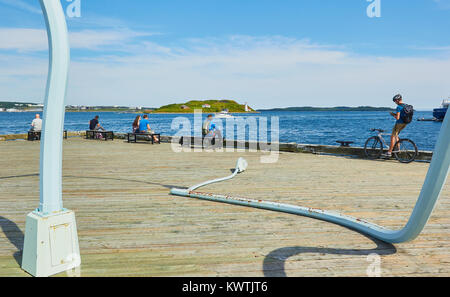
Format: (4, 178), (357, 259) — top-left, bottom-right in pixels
(401, 104), (414, 124)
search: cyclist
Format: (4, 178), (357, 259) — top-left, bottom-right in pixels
(382, 94), (409, 158)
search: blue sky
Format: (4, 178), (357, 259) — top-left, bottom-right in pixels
(0, 0), (449, 109)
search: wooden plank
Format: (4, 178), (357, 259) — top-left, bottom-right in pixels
(0, 138), (449, 276)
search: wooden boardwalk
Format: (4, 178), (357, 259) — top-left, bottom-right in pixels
(0, 138), (449, 276)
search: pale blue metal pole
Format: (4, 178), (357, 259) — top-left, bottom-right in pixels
(21, 0), (78, 277)
(38, 0), (70, 214)
(171, 112), (450, 243)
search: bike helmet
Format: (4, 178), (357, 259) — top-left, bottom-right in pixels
(393, 94), (402, 102)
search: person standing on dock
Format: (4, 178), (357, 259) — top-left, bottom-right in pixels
(30, 114), (42, 132)
(382, 94), (413, 158)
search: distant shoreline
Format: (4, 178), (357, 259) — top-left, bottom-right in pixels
(257, 106), (396, 112)
(150, 111), (259, 114)
(1, 109), (436, 114)
(1, 106), (435, 114)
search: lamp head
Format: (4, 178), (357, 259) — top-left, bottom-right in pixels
(235, 158), (248, 173)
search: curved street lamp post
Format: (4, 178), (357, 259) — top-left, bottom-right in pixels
(21, 0), (80, 277)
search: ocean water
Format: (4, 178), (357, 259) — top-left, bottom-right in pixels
(0, 110), (442, 151)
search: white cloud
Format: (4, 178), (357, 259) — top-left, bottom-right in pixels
(69, 30), (155, 50)
(0, 0), (41, 14)
(1, 35), (449, 109)
(0, 28), (155, 52)
(0, 54), (47, 101)
(0, 28), (47, 51)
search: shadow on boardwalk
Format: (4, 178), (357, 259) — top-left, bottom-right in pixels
(263, 233), (397, 277)
(0, 216), (24, 266)
(0, 173), (185, 190)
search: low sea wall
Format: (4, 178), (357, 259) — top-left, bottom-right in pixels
(0, 131), (85, 141)
(0, 131), (433, 162)
(161, 135), (433, 162)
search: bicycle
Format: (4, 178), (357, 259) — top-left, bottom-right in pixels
(364, 129), (418, 163)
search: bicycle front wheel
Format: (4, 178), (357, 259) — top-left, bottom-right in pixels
(394, 139), (418, 163)
(364, 136), (383, 159)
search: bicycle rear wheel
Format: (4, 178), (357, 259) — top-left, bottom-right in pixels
(364, 136), (383, 159)
(394, 139), (418, 163)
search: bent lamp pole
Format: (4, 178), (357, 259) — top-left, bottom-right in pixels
(171, 112), (450, 244)
(21, 0), (80, 277)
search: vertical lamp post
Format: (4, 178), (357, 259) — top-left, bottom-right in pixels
(21, 0), (80, 277)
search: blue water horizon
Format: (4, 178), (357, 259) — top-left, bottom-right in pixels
(0, 110), (442, 151)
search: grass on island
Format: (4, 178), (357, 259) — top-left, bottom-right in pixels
(152, 100), (255, 113)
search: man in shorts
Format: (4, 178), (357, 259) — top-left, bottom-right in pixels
(382, 94), (408, 158)
(139, 114), (158, 142)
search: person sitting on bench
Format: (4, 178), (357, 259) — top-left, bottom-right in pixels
(89, 115), (105, 131)
(89, 115), (106, 139)
(204, 123), (223, 148)
(202, 114), (213, 136)
(132, 115), (141, 133)
(207, 124), (222, 138)
(139, 114), (158, 142)
(30, 114), (42, 132)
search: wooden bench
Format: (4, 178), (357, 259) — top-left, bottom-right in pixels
(179, 136), (218, 147)
(86, 130), (114, 141)
(28, 131), (41, 141)
(336, 140), (354, 147)
(127, 133), (161, 144)
(28, 130), (68, 141)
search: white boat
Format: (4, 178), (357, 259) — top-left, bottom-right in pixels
(215, 109), (234, 119)
(433, 97), (449, 121)
(6, 108), (22, 112)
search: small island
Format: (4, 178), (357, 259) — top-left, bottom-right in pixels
(152, 100), (255, 113)
(258, 106), (395, 112)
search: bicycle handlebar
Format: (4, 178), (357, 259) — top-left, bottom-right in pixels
(371, 128), (385, 133)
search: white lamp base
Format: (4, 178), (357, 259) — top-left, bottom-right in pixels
(21, 209), (80, 277)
